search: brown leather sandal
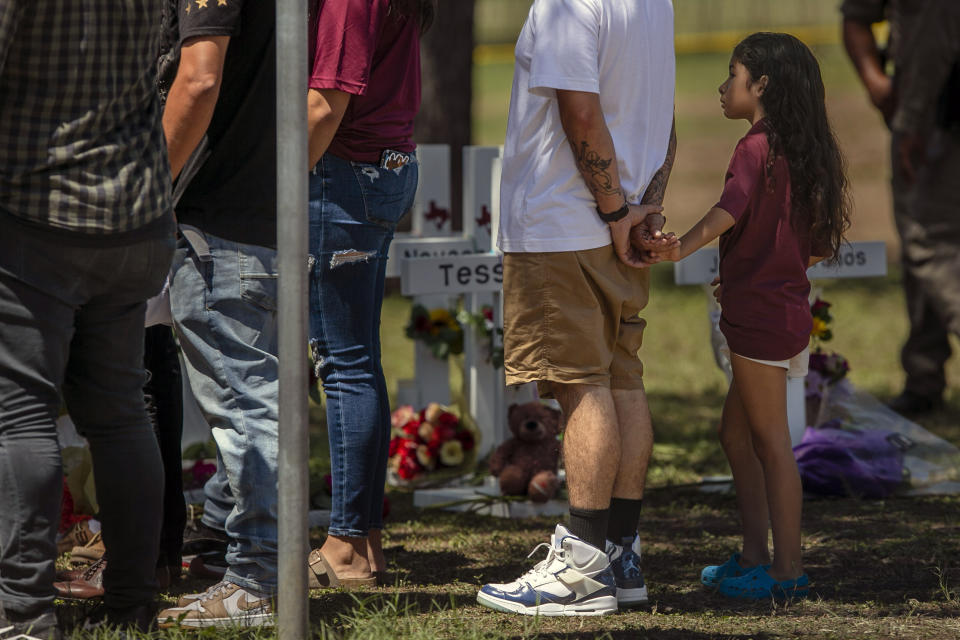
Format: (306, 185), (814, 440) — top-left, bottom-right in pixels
(307, 549), (376, 589)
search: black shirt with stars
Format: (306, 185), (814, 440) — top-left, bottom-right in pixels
(160, 0), (278, 248)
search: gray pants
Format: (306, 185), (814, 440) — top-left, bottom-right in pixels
(892, 128), (960, 398)
(0, 219), (173, 616)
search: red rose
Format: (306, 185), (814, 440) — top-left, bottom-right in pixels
(402, 419), (421, 436)
(437, 412), (459, 429)
(483, 307), (494, 322)
(432, 424), (455, 444)
(388, 437), (401, 458)
(397, 456), (421, 480)
(457, 430), (475, 451)
(192, 460), (216, 486)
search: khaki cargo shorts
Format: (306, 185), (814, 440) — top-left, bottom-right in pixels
(502, 245), (649, 398)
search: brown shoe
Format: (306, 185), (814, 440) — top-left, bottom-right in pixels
(54, 557), (105, 599)
(55, 565), (85, 582)
(69, 531), (105, 566)
(57, 520), (96, 556)
(307, 548), (376, 589)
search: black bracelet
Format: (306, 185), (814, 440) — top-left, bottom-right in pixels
(596, 201), (630, 223)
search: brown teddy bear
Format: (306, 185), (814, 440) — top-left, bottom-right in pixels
(488, 402), (562, 503)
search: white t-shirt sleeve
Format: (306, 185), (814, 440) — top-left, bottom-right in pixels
(528, 0), (601, 96)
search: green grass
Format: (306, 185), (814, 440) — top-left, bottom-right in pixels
(61, 265), (960, 639)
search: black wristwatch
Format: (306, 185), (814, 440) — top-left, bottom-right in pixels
(596, 201), (630, 224)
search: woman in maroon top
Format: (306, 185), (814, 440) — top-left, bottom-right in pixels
(305, 0), (433, 588)
(646, 33), (850, 600)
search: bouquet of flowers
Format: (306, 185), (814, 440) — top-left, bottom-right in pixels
(806, 297), (851, 424)
(388, 403), (476, 485)
(405, 305), (464, 360)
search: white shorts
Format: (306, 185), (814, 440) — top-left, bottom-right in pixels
(729, 346), (809, 379)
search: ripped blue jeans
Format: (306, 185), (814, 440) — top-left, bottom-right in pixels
(308, 151), (417, 537)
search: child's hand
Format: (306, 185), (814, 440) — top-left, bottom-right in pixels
(640, 236), (681, 264)
(630, 221), (679, 253)
(711, 276), (722, 301)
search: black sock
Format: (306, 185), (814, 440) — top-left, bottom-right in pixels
(567, 506), (609, 551)
(607, 497), (642, 544)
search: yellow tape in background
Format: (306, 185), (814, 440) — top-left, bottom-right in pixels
(474, 22), (890, 65)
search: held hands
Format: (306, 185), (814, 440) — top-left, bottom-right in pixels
(608, 204), (674, 268)
(624, 209), (680, 265)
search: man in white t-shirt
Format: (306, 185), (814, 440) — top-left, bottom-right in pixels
(477, 0), (677, 617)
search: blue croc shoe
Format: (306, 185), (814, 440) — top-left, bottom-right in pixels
(701, 553), (753, 586)
(717, 565), (810, 600)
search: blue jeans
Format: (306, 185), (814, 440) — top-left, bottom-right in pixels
(169, 230), (279, 592)
(0, 220), (173, 615)
(309, 152), (418, 537)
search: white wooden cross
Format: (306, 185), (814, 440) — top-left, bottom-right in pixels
(673, 242), (888, 445)
(392, 144), (460, 409)
(394, 145), (522, 457)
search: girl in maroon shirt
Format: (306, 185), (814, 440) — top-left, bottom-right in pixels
(648, 33), (851, 599)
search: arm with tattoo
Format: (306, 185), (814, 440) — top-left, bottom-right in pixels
(555, 89), (673, 267)
(632, 116), (676, 245)
(641, 117), (676, 207)
(556, 89), (626, 214)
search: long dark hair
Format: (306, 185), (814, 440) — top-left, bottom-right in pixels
(733, 32), (851, 259)
(389, 0), (435, 35)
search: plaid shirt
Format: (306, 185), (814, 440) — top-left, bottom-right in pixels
(0, 0), (171, 235)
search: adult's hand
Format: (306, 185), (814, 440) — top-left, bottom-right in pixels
(607, 204), (664, 268)
(710, 276), (722, 301)
(630, 212), (679, 251)
(867, 73), (896, 126)
(897, 131), (926, 185)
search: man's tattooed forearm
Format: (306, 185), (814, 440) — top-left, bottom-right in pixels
(640, 119), (677, 206)
(571, 139), (622, 198)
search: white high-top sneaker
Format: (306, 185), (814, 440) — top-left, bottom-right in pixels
(477, 524), (618, 616)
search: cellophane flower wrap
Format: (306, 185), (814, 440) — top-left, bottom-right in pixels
(387, 403), (477, 486)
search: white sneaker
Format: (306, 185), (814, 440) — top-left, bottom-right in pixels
(606, 534), (649, 606)
(477, 524), (618, 616)
(157, 581), (274, 628)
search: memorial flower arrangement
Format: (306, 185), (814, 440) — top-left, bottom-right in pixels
(458, 304), (504, 369)
(388, 403), (476, 485)
(806, 297), (851, 419)
(405, 304), (464, 359)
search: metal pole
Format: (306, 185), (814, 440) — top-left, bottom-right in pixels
(276, 0), (309, 638)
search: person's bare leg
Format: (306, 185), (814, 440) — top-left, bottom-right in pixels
(319, 535), (371, 579)
(730, 355), (803, 581)
(554, 383), (621, 511)
(367, 528), (385, 574)
(610, 387), (653, 500)
(719, 378), (771, 568)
